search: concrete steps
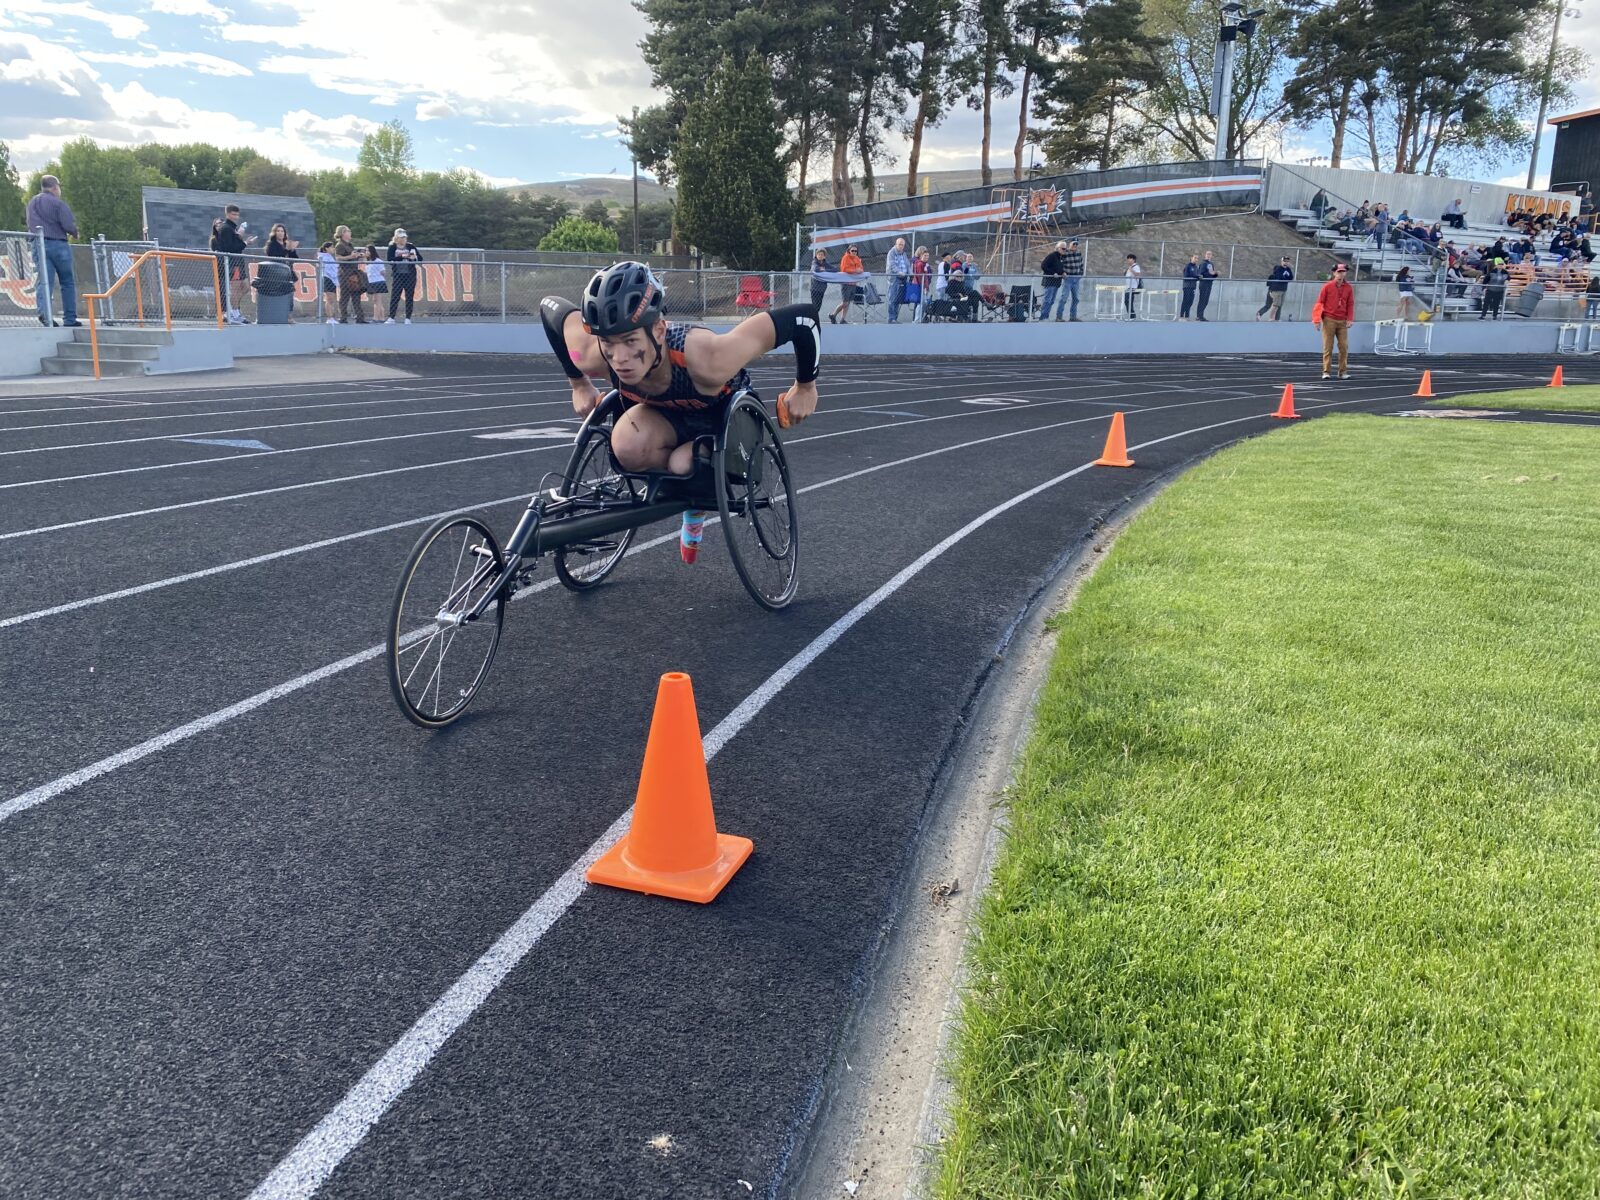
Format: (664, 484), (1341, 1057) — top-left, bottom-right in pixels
(37, 327), (232, 377)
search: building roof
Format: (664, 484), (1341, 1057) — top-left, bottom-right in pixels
(1549, 106), (1600, 125)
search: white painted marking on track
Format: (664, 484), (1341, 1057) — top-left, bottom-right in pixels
(241, 388), (1409, 1200)
(472, 427), (577, 441)
(959, 397), (1031, 407)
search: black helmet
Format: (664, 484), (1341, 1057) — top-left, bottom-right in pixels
(582, 261), (663, 336)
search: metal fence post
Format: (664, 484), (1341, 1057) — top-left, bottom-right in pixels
(500, 262), (508, 323)
(1158, 244), (1165, 276)
(33, 231), (52, 326)
(1228, 246), (1236, 279)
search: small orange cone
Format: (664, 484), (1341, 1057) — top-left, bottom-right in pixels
(1094, 411), (1134, 468)
(1414, 370), (1434, 398)
(1271, 383), (1299, 419)
(1548, 365), (1564, 388)
(586, 672), (752, 903)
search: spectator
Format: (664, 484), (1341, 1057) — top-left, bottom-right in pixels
(809, 248), (832, 310)
(1443, 198), (1466, 229)
(1314, 263), (1354, 379)
(1584, 273), (1600, 320)
(1256, 256), (1293, 321)
(25, 175), (80, 328)
(911, 246), (931, 321)
(1040, 240), (1067, 321)
(1578, 234), (1595, 264)
(1123, 253), (1142, 319)
(1060, 238), (1084, 321)
(1196, 249), (1218, 320)
(1180, 254), (1200, 320)
(1481, 261), (1508, 320)
(829, 244), (863, 324)
(317, 241), (338, 321)
(266, 224), (299, 258)
(1394, 266), (1431, 321)
(934, 252), (952, 300)
(330, 225), (368, 325)
(385, 228), (421, 324)
(885, 236), (912, 323)
(945, 255), (978, 321)
(959, 252), (980, 291)
(214, 203), (254, 325)
(364, 245), (388, 319)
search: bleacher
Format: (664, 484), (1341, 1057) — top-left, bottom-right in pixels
(1269, 205), (1599, 319)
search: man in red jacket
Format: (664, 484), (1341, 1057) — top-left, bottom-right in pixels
(1315, 263), (1355, 379)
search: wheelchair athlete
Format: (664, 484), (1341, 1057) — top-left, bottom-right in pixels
(541, 261), (820, 563)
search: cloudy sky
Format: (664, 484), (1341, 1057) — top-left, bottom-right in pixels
(3, 0), (1598, 191)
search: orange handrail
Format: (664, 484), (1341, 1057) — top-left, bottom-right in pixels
(82, 250), (224, 380)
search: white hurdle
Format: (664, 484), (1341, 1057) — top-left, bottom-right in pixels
(1556, 323), (1600, 355)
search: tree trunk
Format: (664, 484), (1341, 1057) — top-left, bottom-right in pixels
(981, 59), (995, 187)
(832, 128), (854, 207)
(1329, 84), (1351, 167)
(796, 107), (811, 198)
(1013, 35), (1040, 181)
(907, 88), (930, 196)
(857, 75), (879, 203)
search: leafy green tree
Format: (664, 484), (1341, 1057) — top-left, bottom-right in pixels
(619, 201), (677, 255)
(235, 157), (314, 198)
(967, 0), (1018, 186)
(39, 139), (174, 239)
(508, 194), (576, 248)
(358, 120), (416, 179)
(580, 199), (613, 229)
(1034, 0), (1167, 170)
(674, 54), (802, 269)
(900, 0), (975, 195)
(0, 141), (24, 229)
(306, 168), (378, 242)
(538, 215), (620, 253)
(132, 143), (258, 192)
(1009, 0), (1077, 179)
(1281, 0), (1373, 166)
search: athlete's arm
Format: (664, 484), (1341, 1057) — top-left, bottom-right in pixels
(686, 304), (820, 424)
(540, 297), (607, 413)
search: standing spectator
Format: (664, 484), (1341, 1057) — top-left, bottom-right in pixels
(26, 175), (80, 327)
(1394, 266), (1431, 321)
(1060, 238), (1084, 321)
(809, 248), (832, 311)
(317, 241), (338, 321)
(1314, 264), (1354, 379)
(1583, 273), (1600, 320)
(829, 244), (863, 324)
(332, 225), (368, 324)
(911, 246), (931, 321)
(214, 203), (255, 325)
(266, 223), (299, 258)
(934, 252), (952, 301)
(364, 245), (388, 320)
(1123, 253), (1142, 319)
(885, 236), (912, 323)
(1481, 261), (1508, 320)
(386, 229), (421, 324)
(1040, 240), (1067, 322)
(1256, 256), (1293, 321)
(1179, 254), (1200, 319)
(1443, 198), (1466, 229)
(1196, 249), (1218, 321)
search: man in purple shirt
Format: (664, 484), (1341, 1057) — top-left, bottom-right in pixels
(25, 175), (80, 327)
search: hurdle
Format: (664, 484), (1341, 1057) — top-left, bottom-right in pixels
(1556, 323), (1600, 354)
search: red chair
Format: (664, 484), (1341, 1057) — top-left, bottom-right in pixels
(735, 274), (773, 311)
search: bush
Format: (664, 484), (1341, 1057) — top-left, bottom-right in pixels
(539, 216), (620, 254)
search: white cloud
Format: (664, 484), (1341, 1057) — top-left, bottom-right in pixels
(2, 0), (148, 40)
(150, 0), (229, 20)
(281, 108), (383, 148)
(416, 98), (457, 122)
(80, 49), (251, 77)
(221, 22), (323, 48)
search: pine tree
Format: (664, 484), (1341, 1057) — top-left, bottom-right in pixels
(674, 55), (803, 269)
(1034, 0), (1166, 171)
(0, 142), (25, 229)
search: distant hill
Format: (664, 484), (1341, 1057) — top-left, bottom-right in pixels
(499, 175), (675, 207)
(799, 167), (1050, 211)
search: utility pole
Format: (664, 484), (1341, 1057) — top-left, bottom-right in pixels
(1528, 1), (1581, 189)
(1211, 2), (1266, 161)
(631, 106), (641, 256)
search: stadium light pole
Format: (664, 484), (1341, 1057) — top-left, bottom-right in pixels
(1527, 1), (1582, 189)
(1211, 3), (1267, 161)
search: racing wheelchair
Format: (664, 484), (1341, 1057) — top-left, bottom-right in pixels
(385, 388), (798, 728)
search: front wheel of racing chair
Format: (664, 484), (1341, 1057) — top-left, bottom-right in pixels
(716, 391), (799, 610)
(553, 391), (639, 591)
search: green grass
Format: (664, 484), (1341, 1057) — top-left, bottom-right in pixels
(937, 416), (1600, 1199)
(1430, 383), (1600, 413)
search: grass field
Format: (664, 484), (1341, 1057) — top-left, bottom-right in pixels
(1432, 382), (1600, 413)
(937, 416), (1600, 1198)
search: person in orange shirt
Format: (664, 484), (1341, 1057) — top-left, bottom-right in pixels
(830, 244), (865, 324)
(1314, 263), (1356, 379)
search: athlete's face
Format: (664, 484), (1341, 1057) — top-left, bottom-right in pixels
(598, 320), (665, 383)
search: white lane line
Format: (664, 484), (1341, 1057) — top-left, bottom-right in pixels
(0, 448), (555, 543)
(241, 387), (1401, 1200)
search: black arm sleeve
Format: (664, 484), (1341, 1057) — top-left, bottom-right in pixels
(767, 303), (820, 383)
(540, 296), (586, 380)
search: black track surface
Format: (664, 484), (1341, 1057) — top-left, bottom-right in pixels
(2, 352), (1593, 1200)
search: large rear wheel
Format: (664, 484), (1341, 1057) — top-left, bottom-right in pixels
(716, 393), (798, 610)
(387, 514), (506, 728)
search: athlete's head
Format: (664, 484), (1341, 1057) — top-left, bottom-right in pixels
(583, 261), (666, 383)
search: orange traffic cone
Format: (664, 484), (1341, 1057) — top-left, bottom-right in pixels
(1414, 370), (1434, 398)
(586, 672), (752, 903)
(1548, 365), (1564, 388)
(1271, 383), (1299, 419)
(1094, 412), (1134, 468)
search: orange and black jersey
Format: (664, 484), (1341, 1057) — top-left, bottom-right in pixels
(609, 321), (751, 412)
